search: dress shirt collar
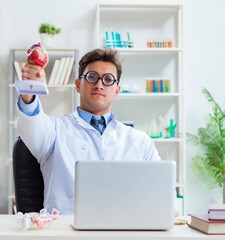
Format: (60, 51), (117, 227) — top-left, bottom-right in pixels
(77, 107), (112, 126)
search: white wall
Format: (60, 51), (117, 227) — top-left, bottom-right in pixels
(184, 0), (225, 214)
(0, 0), (224, 214)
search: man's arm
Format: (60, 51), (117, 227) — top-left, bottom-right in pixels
(17, 63), (55, 164)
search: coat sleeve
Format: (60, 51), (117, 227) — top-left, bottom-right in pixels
(16, 98), (56, 165)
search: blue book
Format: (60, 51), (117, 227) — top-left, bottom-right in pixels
(160, 80), (163, 92)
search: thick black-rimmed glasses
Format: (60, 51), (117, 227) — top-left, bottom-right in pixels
(79, 71), (119, 86)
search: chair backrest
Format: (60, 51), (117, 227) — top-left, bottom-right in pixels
(13, 137), (44, 213)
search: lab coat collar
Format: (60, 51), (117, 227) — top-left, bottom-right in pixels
(72, 107), (118, 129)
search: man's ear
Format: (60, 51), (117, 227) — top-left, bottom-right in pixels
(75, 78), (81, 93)
(115, 85), (121, 96)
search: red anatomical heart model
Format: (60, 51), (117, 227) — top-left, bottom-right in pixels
(27, 43), (49, 68)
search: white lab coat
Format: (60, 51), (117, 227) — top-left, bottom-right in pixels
(17, 100), (160, 214)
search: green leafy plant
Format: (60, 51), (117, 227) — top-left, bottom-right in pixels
(39, 23), (61, 35)
(186, 88), (225, 202)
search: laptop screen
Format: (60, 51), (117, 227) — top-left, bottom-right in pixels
(74, 160), (176, 230)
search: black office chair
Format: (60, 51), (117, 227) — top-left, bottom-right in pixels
(13, 137), (44, 213)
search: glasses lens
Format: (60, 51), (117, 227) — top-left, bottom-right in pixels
(86, 71), (98, 83)
(103, 74), (115, 86)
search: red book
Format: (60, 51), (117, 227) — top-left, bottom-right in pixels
(188, 214), (225, 234)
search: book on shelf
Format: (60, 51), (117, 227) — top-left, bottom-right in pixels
(54, 57), (66, 85)
(58, 57), (70, 85)
(48, 59), (61, 85)
(63, 57), (75, 85)
(188, 214), (225, 234)
(208, 204), (225, 220)
(13, 61), (23, 80)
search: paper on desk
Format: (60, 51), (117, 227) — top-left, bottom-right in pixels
(15, 80), (49, 95)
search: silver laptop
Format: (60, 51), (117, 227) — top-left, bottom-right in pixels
(74, 160), (176, 230)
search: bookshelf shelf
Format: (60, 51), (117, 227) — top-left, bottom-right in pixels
(118, 93), (183, 99)
(152, 138), (184, 143)
(115, 48), (183, 53)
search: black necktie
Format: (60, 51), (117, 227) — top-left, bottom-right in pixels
(90, 116), (106, 134)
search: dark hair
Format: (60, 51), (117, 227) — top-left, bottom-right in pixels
(78, 48), (122, 83)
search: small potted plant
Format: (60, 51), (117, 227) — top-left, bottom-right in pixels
(39, 23), (61, 47)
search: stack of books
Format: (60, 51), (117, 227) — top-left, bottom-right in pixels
(145, 79), (171, 93)
(48, 57), (75, 85)
(188, 204), (225, 234)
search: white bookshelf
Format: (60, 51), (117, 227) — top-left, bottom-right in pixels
(96, 3), (185, 213)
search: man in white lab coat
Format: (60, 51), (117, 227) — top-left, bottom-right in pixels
(17, 48), (161, 214)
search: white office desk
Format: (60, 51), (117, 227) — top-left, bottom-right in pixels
(0, 215), (225, 240)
